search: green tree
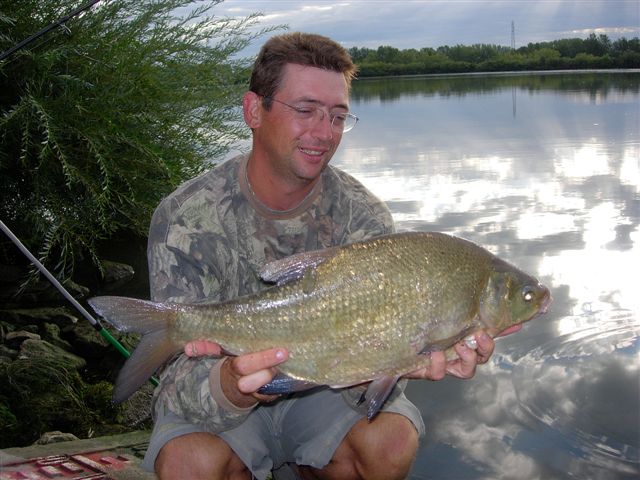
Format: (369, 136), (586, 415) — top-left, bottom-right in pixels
(615, 37), (640, 53)
(584, 33), (611, 56)
(0, 0), (273, 281)
(375, 45), (402, 63)
(551, 38), (588, 58)
(437, 43), (509, 63)
(348, 46), (372, 63)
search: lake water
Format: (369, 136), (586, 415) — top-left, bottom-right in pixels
(332, 71), (640, 480)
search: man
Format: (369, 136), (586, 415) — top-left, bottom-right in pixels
(144, 32), (495, 479)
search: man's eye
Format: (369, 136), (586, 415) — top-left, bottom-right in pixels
(294, 108), (315, 116)
(332, 114), (347, 124)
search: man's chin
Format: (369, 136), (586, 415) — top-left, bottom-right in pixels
(295, 157), (329, 180)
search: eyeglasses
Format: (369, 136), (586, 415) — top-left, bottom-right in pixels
(263, 96), (359, 133)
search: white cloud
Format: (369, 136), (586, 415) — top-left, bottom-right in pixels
(214, 0), (639, 53)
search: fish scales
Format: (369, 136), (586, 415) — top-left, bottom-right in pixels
(88, 231), (551, 415)
(170, 234), (492, 385)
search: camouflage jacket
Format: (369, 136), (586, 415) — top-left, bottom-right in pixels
(147, 153), (395, 432)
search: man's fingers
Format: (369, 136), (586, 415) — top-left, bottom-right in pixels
(230, 348), (288, 376)
(448, 342), (477, 378)
(218, 348), (289, 406)
(237, 369), (277, 394)
(428, 350), (447, 380)
(474, 332), (495, 364)
(230, 348), (288, 397)
(184, 340), (222, 357)
(405, 332), (496, 381)
(405, 350), (447, 380)
(446, 332), (494, 377)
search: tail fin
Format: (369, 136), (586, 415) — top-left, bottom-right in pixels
(88, 296), (182, 403)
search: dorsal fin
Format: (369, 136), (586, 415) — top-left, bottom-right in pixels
(260, 246), (340, 286)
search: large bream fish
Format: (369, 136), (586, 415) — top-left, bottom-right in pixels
(89, 232), (551, 419)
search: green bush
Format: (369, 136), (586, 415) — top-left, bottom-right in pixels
(0, 0), (274, 281)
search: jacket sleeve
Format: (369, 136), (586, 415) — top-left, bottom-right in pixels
(151, 355), (255, 432)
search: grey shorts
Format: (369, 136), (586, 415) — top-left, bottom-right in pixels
(143, 387), (425, 480)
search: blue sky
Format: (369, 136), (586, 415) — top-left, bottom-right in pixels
(211, 0), (640, 54)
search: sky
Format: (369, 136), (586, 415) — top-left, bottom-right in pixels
(211, 0), (640, 54)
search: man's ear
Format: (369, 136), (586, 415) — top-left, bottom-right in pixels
(243, 91), (262, 129)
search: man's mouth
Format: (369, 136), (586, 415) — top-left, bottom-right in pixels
(299, 147), (325, 157)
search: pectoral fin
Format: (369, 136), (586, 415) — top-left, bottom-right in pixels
(358, 375), (401, 421)
(260, 247), (339, 285)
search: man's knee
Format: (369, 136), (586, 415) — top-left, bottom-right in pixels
(155, 432), (249, 480)
(358, 414), (419, 477)
(339, 413), (419, 480)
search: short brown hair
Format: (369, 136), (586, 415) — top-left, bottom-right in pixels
(249, 32), (357, 107)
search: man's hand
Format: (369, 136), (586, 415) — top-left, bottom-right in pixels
(186, 329), (495, 402)
(184, 340), (288, 408)
(404, 332), (495, 381)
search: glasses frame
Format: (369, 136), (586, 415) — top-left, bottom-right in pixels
(262, 96), (359, 133)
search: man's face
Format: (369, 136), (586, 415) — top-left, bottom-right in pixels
(251, 63), (350, 186)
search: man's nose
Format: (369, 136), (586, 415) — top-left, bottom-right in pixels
(310, 110), (334, 140)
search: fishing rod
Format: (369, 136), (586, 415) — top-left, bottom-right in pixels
(0, 219), (158, 387)
(0, 0), (102, 62)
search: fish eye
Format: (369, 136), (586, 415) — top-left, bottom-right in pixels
(522, 286), (535, 302)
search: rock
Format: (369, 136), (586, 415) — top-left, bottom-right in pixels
(0, 273), (90, 307)
(0, 345), (19, 360)
(1, 342), (89, 448)
(0, 320), (8, 342)
(18, 338), (86, 371)
(0, 254), (150, 448)
(0, 352), (14, 364)
(0, 307), (78, 329)
(42, 323), (72, 350)
(32, 431), (80, 445)
(6, 330), (41, 341)
(64, 319), (110, 359)
(102, 260), (135, 285)
(5, 330), (41, 349)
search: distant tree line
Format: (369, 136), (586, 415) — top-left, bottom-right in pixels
(350, 34), (640, 77)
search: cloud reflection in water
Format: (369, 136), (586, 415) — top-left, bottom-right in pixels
(334, 72), (640, 479)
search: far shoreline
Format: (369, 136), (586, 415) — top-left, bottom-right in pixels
(356, 68), (640, 81)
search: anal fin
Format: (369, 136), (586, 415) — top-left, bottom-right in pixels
(359, 375), (400, 421)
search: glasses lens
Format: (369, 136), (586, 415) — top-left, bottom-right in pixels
(270, 96), (358, 133)
(341, 114), (358, 133)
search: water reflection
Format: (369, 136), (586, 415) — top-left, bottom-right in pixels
(333, 72), (640, 479)
(511, 309), (639, 476)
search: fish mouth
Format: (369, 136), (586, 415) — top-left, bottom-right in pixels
(539, 288), (553, 315)
(496, 323), (523, 337)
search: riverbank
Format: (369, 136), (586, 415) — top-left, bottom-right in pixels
(0, 250), (154, 449)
